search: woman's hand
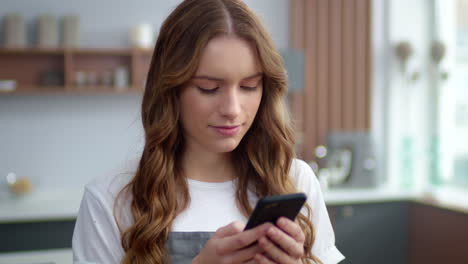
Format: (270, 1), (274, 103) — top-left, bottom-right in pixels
(254, 217), (305, 264)
(193, 221), (273, 264)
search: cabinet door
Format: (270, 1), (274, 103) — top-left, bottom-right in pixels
(409, 203), (468, 264)
(329, 202), (409, 264)
(0, 220), (75, 253)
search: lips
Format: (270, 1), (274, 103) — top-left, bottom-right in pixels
(212, 125), (241, 136)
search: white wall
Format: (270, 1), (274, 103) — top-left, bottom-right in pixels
(0, 95), (144, 191)
(0, 0), (290, 193)
(0, 0), (290, 49)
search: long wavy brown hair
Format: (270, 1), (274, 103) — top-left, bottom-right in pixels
(115, 0), (322, 263)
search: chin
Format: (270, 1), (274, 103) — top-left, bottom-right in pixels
(212, 139), (241, 153)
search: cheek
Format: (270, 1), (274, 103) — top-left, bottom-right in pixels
(247, 91), (263, 115)
(180, 92), (212, 127)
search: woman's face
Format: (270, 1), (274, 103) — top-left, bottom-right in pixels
(179, 35), (263, 154)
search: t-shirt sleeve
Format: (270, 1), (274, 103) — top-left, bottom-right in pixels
(72, 187), (124, 264)
(292, 159), (345, 264)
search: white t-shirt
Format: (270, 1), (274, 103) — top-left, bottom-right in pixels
(72, 159), (345, 264)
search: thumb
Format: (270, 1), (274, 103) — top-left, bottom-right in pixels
(214, 221), (245, 238)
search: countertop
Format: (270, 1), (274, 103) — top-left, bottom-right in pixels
(1, 185), (468, 223)
(324, 185), (468, 213)
(0, 248), (71, 264)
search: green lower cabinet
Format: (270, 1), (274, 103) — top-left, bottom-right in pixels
(0, 220), (76, 253)
(3, 201), (468, 264)
(328, 202), (409, 264)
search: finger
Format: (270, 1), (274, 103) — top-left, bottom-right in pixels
(266, 226), (304, 259)
(214, 221), (245, 238)
(217, 222), (273, 254)
(254, 252), (278, 264)
(224, 243), (264, 263)
(258, 236), (296, 264)
(244, 257), (261, 264)
(277, 217), (306, 243)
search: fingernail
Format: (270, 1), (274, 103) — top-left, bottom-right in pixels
(278, 217), (286, 226)
(268, 227), (276, 236)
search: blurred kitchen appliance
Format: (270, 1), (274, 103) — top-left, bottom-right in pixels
(0, 80), (17, 92)
(114, 66), (129, 90)
(3, 14), (27, 47)
(325, 131), (377, 188)
(129, 23), (154, 48)
(37, 15), (59, 47)
(62, 15), (80, 47)
(39, 70), (64, 86)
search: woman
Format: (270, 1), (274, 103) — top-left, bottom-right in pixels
(72, 0), (345, 263)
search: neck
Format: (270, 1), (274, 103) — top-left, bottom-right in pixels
(181, 145), (236, 183)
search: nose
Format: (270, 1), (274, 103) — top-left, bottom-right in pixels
(219, 87), (241, 120)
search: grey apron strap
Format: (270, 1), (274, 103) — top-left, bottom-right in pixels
(167, 232), (214, 264)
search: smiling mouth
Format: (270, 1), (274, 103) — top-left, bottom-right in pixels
(211, 125), (242, 136)
(213, 125), (240, 129)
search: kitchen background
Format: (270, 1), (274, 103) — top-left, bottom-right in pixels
(0, 0), (289, 192)
(1, 0), (468, 264)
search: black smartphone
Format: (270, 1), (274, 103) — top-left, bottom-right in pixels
(244, 192), (307, 230)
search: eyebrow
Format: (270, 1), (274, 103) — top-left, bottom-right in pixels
(192, 72), (263, 82)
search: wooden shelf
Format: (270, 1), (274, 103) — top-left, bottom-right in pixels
(0, 47), (153, 95)
(66, 86), (143, 94)
(0, 86), (143, 95)
(0, 47), (65, 55)
(0, 47), (153, 55)
(68, 48), (131, 56)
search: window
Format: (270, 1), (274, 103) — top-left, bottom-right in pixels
(436, 0), (468, 186)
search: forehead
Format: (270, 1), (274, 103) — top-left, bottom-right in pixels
(195, 35), (262, 81)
